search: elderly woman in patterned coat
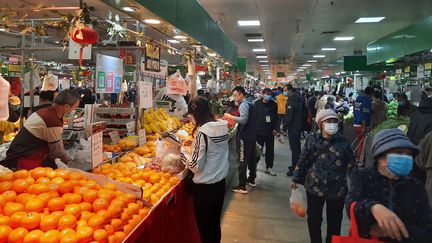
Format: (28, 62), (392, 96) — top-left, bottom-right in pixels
(291, 109), (357, 243)
(346, 128), (432, 242)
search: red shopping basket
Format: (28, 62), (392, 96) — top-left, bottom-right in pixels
(332, 202), (385, 243)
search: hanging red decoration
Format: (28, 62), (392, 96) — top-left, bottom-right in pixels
(70, 26), (99, 66)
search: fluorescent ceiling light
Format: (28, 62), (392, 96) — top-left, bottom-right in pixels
(261, 65), (269, 67)
(208, 53), (217, 57)
(144, 19), (161, 25)
(307, 60), (318, 63)
(253, 48), (266, 52)
(224, 62), (230, 65)
(334, 37), (355, 41)
(302, 64), (312, 67)
(173, 35), (188, 39)
(355, 17), (385, 23)
(322, 48), (336, 51)
(248, 38), (264, 42)
(54, 41), (60, 44)
(257, 56), (268, 59)
(121, 6), (137, 12)
(259, 60), (268, 63)
(313, 55), (325, 58)
(299, 67), (307, 69)
(267, 76), (272, 78)
(167, 39), (180, 44)
(238, 20), (260, 26)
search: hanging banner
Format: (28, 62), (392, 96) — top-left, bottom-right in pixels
(167, 70), (187, 96)
(91, 132), (103, 168)
(138, 81), (153, 109)
(141, 60), (167, 79)
(96, 54), (123, 94)
(145, 43), (161, 72)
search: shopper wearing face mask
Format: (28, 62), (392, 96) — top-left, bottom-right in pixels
(291, 109), (357, 243)
(2, 89), (81, 170)
(255, 88), (279, 176)
(346, 128), (432, 242)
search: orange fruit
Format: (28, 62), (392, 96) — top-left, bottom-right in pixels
(69, 172), (84, 181)
(80, 211), (93, 222)
(0, 195), (5, 208)
(48, 183), (59, 192)
(125, 203), (139, 216)
(138, 207), (150, 217)
(30, 168), (47, 180)
(0, 225), (13, 242)
(55, 169), (71, 180)
(87, 214), (105, 229)
(113, 231), (125, 242)
(93, 229), (108, 242)
(16, 193), (37, 205)
(76, 226), (93, 242)
(83, 190), (98, 203)
(150, 194), (160, 205)
(98, 190), (115, 202)
(25, 198), (44, 212)
(0, 215), (9, 225)
(0, 172), (13, 182)
(84, 181), (98, 190)
(11, 179), (29, 193)
(8, 227), (29, 242)
(96, 210), (111, 221)
(110, 198), (125, 207)
(13, 170), (29, 180)
(40, 229), (61, 243)
(40, 213), (59, 231)
(51, 211), (65, 219)
(36, 177), (51, 184)
(119, 212), (129, 224)
(107, 204), (122, 218)
(64, 204), (81, 218)
(23, 229), (44, 243)
(10, 211), (26, 228)
(60, 228), (75, 236)
(104, 224), (114, 236)
(92, 198), (109, 212)
(60, 232), (79, 243)
(3, 202), (25, 216)
(123, 224), (133, 235)
(103, 183), (116, 191)
(48, 197), (66, 211)
(0, 181), (13, 194)
(73, 186), (87, 195)
(46, 170), (57, 179)
(58, 182), (74, 195)
(58, 214), (77, 231)
(21, 212), (41, 230)
(149, 174), (160, 184)
(27, 183), (49, 195)
(79, 202), (92, 212)
(37, 192), (53, 206)
(76, 219), (87, 228)
(168, 177), (179, 186)
(110, 218), (122, 231)
(51, 177), (66, 185)
(2, 190), (17, 202)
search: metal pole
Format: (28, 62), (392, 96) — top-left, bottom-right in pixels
(29, 20), (35, 114)
(19, 34), (26, 128)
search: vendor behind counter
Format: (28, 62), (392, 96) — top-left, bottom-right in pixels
(1, 89), (81, 171)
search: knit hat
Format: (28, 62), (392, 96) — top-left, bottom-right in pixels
(371, 128), (419, 158)
(315, 109), (339, 128)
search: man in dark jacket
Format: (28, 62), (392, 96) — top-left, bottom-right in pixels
(308, 91), (319, 131)
(397, 93), (417, 117)
(284, 84), (306, 176)
(255, 88), (278, 176)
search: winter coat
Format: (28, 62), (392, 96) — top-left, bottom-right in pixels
(284, 92), (305, 130)
(416, 131), (432, 208)
(353, 95), (372, 127)
(254, 99), (278, 136)
(397, 102), (417, 117)
(407, 96), (432, 145)
(346, 168), (432, 242)
(276, 94), (288, 115)
(370, 98), (388, 129)
(293, 132), (357, 199)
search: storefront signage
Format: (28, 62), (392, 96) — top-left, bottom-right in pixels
(425, 63), (432, 70)
(167, 70), (187, 96)
(8, 64), (21, 72)
(144, 43), (161, 72)
(138, 81), (153, 109)
(91, 132), (103, 168)
(96, 54), (123, 94)
(138, 129), (146, 147)
(404, 66), (410, 73)
(396, 69), (403, 74)
(140, 60), (167, 79)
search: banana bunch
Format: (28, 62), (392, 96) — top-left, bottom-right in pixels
(142, 108), (182, 134)
(0, 120), (19, 135)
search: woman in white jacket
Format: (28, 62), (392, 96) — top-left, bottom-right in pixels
(181, 97), (229, 243)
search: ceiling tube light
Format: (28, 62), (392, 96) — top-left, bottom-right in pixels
(259, 60), (268, 63)
(248, 38), (264, 42)
(167, 39), (180, 44)
(121, 6), (137, 12)
(321, 48), (336, 51)
(253, 48), (266, 52)
(355, 17), (385, 23)
(302, 64), (312, 67)
(238, 20), (260, 26)
(313, 55), (325, 58)
(334, 37), (354, 41)
(173, 35), (188, 39)
(307, 60), (318, 63)
(208, 53), (217, 57)
(144, 19), (161, 25)
(257, 56), (268, 59)
(261, 65), (269, 67)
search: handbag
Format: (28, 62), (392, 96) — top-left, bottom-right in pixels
(332, 202), (385, 243)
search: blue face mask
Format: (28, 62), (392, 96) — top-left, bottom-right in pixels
(264, 95), (272, 101)
(283, 91), (288, 96)
(387, 154), (413, 177)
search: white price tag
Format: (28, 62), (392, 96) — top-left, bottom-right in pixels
(126, 121), (136, 136)
(109, 131), (121, 144)
(91, 132), (103, 168)
(138, 129), (147, 147)
(138, 81), (153, 109)
(266, 115), (271, 123)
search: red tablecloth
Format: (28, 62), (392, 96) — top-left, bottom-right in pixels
(125, 181), (201, 243)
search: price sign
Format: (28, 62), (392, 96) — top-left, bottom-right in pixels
(91, 132), (103, 168)
(138, 81), (153, 108)
(126, 121), (136, 136)
(109, 131), (121, 144)
(138, 129), (146, 147)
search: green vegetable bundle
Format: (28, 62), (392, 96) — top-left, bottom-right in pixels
(369, 116), (410, 137)
(387, 100), (398, 119)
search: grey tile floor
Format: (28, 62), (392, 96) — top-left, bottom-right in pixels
(221, 138), (350, 243)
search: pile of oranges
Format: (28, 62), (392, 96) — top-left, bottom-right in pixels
(0, 167), (150, 243)
(103, 144), (122, 153)
(93, 163), (179, 206)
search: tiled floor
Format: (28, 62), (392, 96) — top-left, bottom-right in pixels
(221, 138), (350, 243)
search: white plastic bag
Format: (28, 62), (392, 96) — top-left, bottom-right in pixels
(290, 186), (307, 218)
(155, 137), (184, 174)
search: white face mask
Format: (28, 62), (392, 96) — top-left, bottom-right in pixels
(323, 123), (338, 136)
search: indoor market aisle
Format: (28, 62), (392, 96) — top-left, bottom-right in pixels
(221, 138), (350, 243)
